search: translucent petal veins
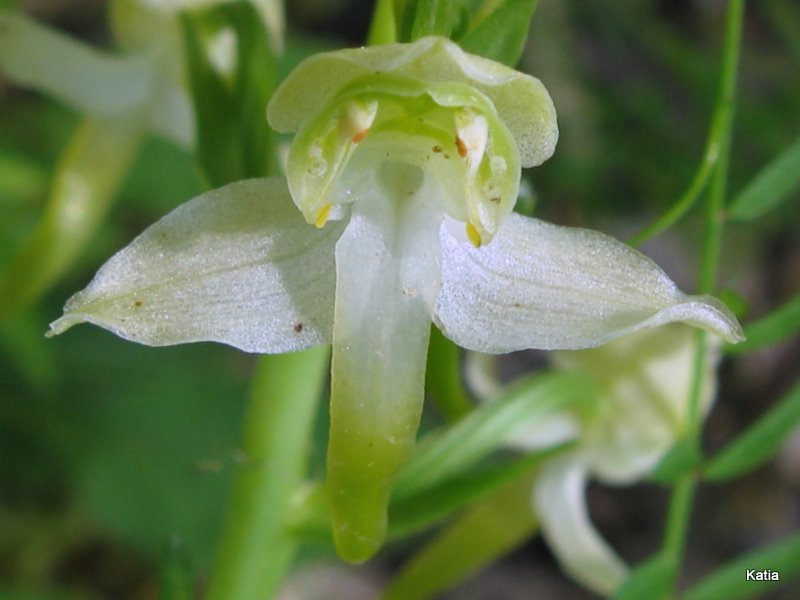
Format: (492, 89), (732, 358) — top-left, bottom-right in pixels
(48, 178), (342, 353)
(434, 213), (745, 352)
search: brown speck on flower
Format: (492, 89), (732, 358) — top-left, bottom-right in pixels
(352, 129), (369, 144)
(455, 136), (468, 157)
(432, 145), (443, 153)
(294, 322), (304, 333)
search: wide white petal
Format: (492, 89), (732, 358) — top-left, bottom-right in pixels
(48, 178), (342, 353)
(434, 213), (744, 352)
(0, 10), (154, 116)
(534, 453), (628, 596)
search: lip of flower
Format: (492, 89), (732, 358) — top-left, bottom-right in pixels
(46, 36), (744, 563)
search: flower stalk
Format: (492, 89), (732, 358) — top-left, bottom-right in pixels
(660, 0), (745, 592)
(207, 346), (329, 600)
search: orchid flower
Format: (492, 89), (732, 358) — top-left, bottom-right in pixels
(0, 0), (281, 314)
(0, 1), (282, 144)
(46, 36), (743, 562)
(470, 325), (721, 596)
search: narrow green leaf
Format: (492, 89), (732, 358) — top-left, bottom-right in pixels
(458, 0), (538, 66)
(650, 438), (703, 484)
(384, 471), (538, 600)
(728, 136), (800, 221)
(392, 371), (591, 500)
(684, 532), (800, 600)
(704, 381), (800, 481)
(615, 553), (674, 600)
(389, 443), (571, 540)
(425, 326), (472, 422)
(726, 293), (800, 355)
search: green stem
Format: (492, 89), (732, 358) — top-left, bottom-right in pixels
(425, 326), (472, 422)
(207, 346), (330, 600)
(659, 0), (744, 593)
(626, 138), (717, 247)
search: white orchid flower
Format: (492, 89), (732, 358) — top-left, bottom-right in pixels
(46, 37), (743, 562)
(469, 325), (720, 596)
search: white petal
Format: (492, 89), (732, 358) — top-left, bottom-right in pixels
(326, 162), (443, 561)
(534, 454), (628, 596)
(48, 178), (342, 353)
(553, 325), (721, 483)
(434, 213), (744, 353)
(0, 11), (154, 116)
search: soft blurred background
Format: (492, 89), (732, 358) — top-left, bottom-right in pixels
(1, 0), (798, 598)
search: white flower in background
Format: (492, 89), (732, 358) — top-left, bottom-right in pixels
(0, 0), (282, 148)
(470, 325), (721, 595)
(45, 37), (742, 561)
(0, 0), (282, 314)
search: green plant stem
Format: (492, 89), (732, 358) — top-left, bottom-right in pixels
(659, 0), (744, 594)
(627, 142), (717, 247)
(207, 346), (330, 600)
(425, 327), (472, 422)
